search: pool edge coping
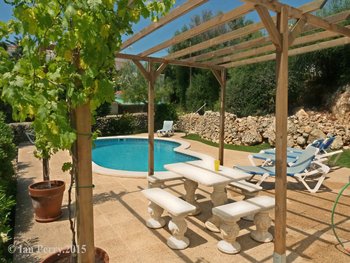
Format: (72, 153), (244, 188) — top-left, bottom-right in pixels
(92, 135), (215, 178)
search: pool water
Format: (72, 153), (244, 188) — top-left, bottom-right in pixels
(92, 138), (200, 172)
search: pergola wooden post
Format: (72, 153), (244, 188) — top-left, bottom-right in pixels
(274, 6), (289, 263)
(148, 62), (155, 176)
(212, 69), (227, 165)
(133, 60), (168, 177)
(75, 103), (95, 262)
(254, 3), (290, 261)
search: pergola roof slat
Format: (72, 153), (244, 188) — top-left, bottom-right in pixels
(165, 0), (325, 60)
(243, 0), (350, 38)
(185, 36), (271, 62)
(210, 25), (349, 65)
(138, 3), (255, 57)
(115, 52), (224, 70)
(185, 10), (350, 64)
(222, 36), (350, 68)
(121, 0), (209, 50)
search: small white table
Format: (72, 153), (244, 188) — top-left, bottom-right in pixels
(164, 160), (251, 232)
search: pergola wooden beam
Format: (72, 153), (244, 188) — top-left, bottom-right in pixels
(133, 59), (151, 80)
(243, 0), (350, 38)
(186, 10), (350, 63)
(115, 52), (224, 71)
(155, 62), (168, 79)
(288, 18), (307, 46)
(165, 0), (325, 60)
(211, 25), (350, 65)
(255, 5), (281, 48)
(303, 10), (350, 31)
(138, 3), (255, 56)
(121, 0), (208, 50)
(222, 36), (350, 68)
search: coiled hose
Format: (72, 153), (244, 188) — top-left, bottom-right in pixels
(331, 181), (350, 255)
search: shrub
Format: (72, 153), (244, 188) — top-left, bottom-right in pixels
(95, 102), (111, 117)
(0, 187), (15, 260)
(0, 112), (16, 261)
(93, 113), (147, 136)
(0, 112), (16, 181)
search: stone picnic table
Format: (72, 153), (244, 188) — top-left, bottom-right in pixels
(164, 160), (251, 232)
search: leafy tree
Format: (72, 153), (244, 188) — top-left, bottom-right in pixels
(166, 10), (257, 111)
(118, 61), (172, 104)
(186, 71), (220, 111)
(0, 0), (174, 261)
(226, 62), (276, 117)
(1, 0), (174, 158)
(118, 61), (148, 103)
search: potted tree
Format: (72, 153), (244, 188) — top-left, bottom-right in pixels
(1, 0), (174, 261)
(28, 135), (65, 223)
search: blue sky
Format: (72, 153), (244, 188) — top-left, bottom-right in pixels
(0, 0), (314, 56)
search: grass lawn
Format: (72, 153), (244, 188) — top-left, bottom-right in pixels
(182, 134), (350, 168)
(182, 134), (271, 153)
(331, 149), (350, 168)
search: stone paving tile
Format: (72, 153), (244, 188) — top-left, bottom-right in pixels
(13, 133), (350, 263)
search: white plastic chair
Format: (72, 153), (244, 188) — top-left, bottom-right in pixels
(157, 121), (174, 137)
(25, 131), (35, 144)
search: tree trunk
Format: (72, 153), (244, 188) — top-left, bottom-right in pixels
(42, 157), (50, 181)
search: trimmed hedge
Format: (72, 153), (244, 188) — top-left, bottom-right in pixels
(9, 104), (178, 143)
(93, 113), (148, 136)
(94, 104), (178, 137)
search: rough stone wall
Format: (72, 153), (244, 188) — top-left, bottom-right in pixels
(175, 109), (349, 150)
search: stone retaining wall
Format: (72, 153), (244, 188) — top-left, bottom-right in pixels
(175, 109), (349, 150)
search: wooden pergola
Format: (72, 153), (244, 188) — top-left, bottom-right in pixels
(83, 0), (350, 262)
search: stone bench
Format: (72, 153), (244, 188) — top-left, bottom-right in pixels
(142, 188), (196, 250)
(229, 180), (262, 197)
(148, 172), (183, 188)
(229, 180), (263, 221)
(212, 196), (275, 254)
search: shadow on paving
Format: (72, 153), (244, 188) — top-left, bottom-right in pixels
(12, 237), (41, 263)
(92, 189), (203, 263)
(14, 162), (35, 235)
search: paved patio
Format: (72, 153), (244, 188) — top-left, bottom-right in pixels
(13, 133), (350, 262)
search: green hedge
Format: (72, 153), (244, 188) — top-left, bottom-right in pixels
(93, 113), (148, 136)
(93, 104), (178, 137)
(0, 112), (16, 262)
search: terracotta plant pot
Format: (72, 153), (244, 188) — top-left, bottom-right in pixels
(28, 180), (65, 223)
(41, 247), (109, 263)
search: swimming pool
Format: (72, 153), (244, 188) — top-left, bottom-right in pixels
(92, 137), (204, 176)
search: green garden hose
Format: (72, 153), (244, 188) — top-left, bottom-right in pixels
(331, 181), (350, 255)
